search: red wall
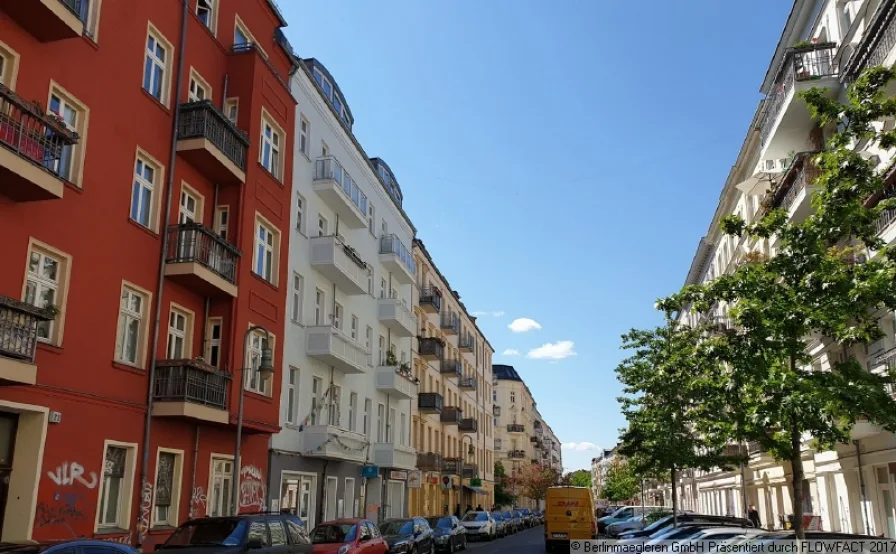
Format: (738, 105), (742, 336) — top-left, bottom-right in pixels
(0, 0), (295, 545)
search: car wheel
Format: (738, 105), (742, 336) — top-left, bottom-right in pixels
(431, 542), (436, 554)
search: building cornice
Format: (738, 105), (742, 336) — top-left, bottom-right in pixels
(760, 0), (811, 93)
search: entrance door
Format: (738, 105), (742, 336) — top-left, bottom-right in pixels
(324, 476), (338, 521)
(387, 480), (404, 519)
(280, 473), (316, 529)
(876, 465), (896, 537)
(0, 414), (19, 537)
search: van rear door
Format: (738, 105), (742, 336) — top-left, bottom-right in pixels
(546, 488), (592, 541)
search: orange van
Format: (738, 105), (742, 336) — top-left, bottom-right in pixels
(544, 485), (596, 551)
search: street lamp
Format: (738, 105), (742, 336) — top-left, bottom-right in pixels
(231, 325), (275, 515)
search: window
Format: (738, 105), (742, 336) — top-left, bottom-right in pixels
(233, 15), (263, 54)
(350, 315), (358, 340)
(400, 413), (406, 446)
(143, 25), (173, 105)
(260, 109), (284, 179)
(166, 306), (192, 359)
(299, 116), (309, 156)
(377, 403), (385, 442)
(115, 283), (149, 366)
(130, 149), (163, 230)
(23, 242), (70, 344)
(286, 367), (298, 425)
(380, 278), (386, 299)
(314, 288), (325, 325)
(367, 271), (373, 296)
(46, 91), (79, 182)
(510, 392), (516, 404)
(368, 205), (375, 235)
(205, 318), (222, 367)
(311, 377), (322, 425)
(363, 399), (371, 436)
(253, 214), (280, 284)
(0, 40), (21, 89)
(388, 408), (395, 442)
(365, 326), (373, 365)
(153, 450), (182, 527)
(215, 206), (229, 240)
(294, 193), (306, 234)
(188, 68), (211, 102)
(245, 326), (275, 396)
(269, 520), (288, 546)
(348, 392), (357, 432)
(329, 385), (341, 427)
(321, 142), (329, 157)
(291, 273), (304, 323)
(317, 214), (328, 237)
(224, 98), (238, 124)
(179, 185), (202, 224)
(97, 444), (133, 528)
(381, 220), (388, 236)
(333, 303), (343, 329)
(209, 457), (233, 517)
(196, 0), (216, 32)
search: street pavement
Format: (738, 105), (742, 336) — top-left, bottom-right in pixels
(466, 526), (545, 553)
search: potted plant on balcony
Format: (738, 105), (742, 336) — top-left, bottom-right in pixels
(342, 243), (365, 267)
(385, 349), (398, 367)
(398, 362), (412, 378)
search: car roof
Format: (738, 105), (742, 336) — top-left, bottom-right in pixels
(318, 519), (365, 525)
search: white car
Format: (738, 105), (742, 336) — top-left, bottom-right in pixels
(460, 511), (496, 541)
(680, 527), (767, 550)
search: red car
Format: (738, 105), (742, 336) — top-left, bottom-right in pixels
(310, 518), (389, 554)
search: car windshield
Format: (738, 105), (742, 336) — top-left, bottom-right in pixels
(310, 523), (357, 544)
(164, 519), (246, 547)
(503, 511), (513, 518)
(642, 516), (672, 532)
(426, 517), (453, 529)
(380, 519), (415, 535)
(463, 512), (488, 522)
(513, 510), (524, 517)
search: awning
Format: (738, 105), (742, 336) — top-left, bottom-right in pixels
(464, 485), (487, 494)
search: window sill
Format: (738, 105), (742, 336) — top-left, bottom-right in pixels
(94, 526), (130, 536)
(127, 217), (161, 239)
(37, 342), (64, 356)
(299, 151), (311, 163)
(295, 229), (307, 239)
(63, 180), (84, 194)
(250, 272), (279, 292)
(244, 390), (273, 403)
(257, 162), (284, 187)
(112, 360), (145, 375)
(141, 88), (172, 115)
(290, 319), (304, 328)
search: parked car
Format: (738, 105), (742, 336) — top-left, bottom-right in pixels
(518, 507), (534, 527)
(645, 523), (754, 546)
(490, 512), (508, 537)
(459, 511), (497, 541)
(159, 513), (313, 554)
(309, 518), (389, 554)
(616, 514), (755, 544)
(677, 525), (768, 547)
(0, 541), (139, 554)
(597, 505), (664, 534)
(745, 531), (896, 547)
(502, 510), (519, 533)
(379, 517), (435, 554)
(424, 515), (467, 552)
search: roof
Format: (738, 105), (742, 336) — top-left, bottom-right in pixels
(301, 58), (355, 127)
(759, 0), (810, 93)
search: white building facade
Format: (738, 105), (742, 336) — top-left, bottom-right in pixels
(269, 57), (419, 527)
(645, 0), (896, 537)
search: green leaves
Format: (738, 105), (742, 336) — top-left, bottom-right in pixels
(600, 459), (640, 502)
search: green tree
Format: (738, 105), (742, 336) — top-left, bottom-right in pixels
(493, 461), (514, 507)
(663, 66), (896, 539)
(600, 458), (639, 502)
(569, 470), (592, 488)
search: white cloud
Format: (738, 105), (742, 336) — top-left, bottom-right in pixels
(527, 340), (576, 360)
(502, 349), (520, 356)
(471, 310), (506, 317)
(508, 318), (542, 333)
(562, 442), (599, 451)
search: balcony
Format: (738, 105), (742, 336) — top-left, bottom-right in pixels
(176, 101), (249, 185)
(379, 235), (416, 285)
(844, 0), (896, 79)
(0, 0), (85, 42)
(0, 296), (55, 386)
(310, 235), (368, 295)
(0, 83), (79, 202)
(165, 224), (240, 297)
(418, 392), (444, 414)
(507, 424), (525, 433)
(418, 337), (444, 361)
(417, 452), (443, 471)
(300, 425), (368, 463)
(459, 376), (477, 391)
(441, 406), (462, 425)
(375, 365), (417, 400)
(312, 157), (368, 229)
(508, 450), (526, 459)
(763, 152), (821, 222)
(372, 442), (417, 471)
(440, 358), (462, 379)
(759, 43), (839, 161)
(493, 405), (501, 417)
(151, 359), (230, 424)
(459, 332), (475, 352)
(419, 287), (442, 313)
(440, 311), (460, 334)
(442, 457), (461, 475)
(459, 418), (478, 433)
(306, 326), (367, 375)
(530, 436), (539, 444)
(378, 297), (417, 338)
(462, 464), (478, 479)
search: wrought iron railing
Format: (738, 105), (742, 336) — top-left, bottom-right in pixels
(380, 234), (416, 275)
(177, 100), (249, 170)
(845, 0), (896, 79)
(507, 423), (525, 433)
(493, 405), (501, 417)
(760, 44), (838, 147)
(442, 457), (461, 475)
(441, 406), (462, 424)
(153, 359), (231, 410)
(766, 152), (822, 212)
(419, 286), (442, 311)
(462, 464), (478, 478)
(417, 452), (443, 471)
(419, 337), (444, 359)
(459, 418), (478, 432)
(418, 392), (444, 412)
(166, 223), (241, 284)
(459, 332), (474, 351)
(440, 357), (462, 377)
(440, 311), (460, 332)
(508, 449), (526, 459)
(0, 296), (55, 363)
(459, 376), (477, 390)
(868, 345), (896, 372)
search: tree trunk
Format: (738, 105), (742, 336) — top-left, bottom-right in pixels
(671, 467), (679, 528)
(790, 415), (806, 540)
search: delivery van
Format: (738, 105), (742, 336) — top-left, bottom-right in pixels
(544, 485), (596, 551)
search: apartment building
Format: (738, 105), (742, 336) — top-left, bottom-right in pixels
(492, 363), (560, 509)
(0, 0), (295, 545)
(591, 447), (619, 506)
(644, 0), (896, 537)
(270, 57), (418, 526)
(409, 240), (496, 516)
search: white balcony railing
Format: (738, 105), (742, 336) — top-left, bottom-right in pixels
(372, 442), (417, 471)
(306, 325), (368, 374)
(301, 425), (368, 463)
(377, 297), (417, 337)
(309, 235), (367, 295)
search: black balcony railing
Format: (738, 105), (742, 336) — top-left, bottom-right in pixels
(440, 357), (462, 377)
(441, 406), (462, 424)
(166, 223), (241, 284)
(760, 43), (837, 147)
(507, 423), (525, 433)
(420, 287), (442, 311)
(418, 392), (444, 412)
(417, 452), (443, 471)
(419, 337), (445, 359)
(440, 311), (460, 332)
(493, 405), (501, 417)
(462, 463), (478, 478)
(765, 152), (822, 213)
(177, 100), (249, 170)
(459, 332), (474, 351)
(508, 450), (526, 459)
(0, 296), (55, 363)
(442, 457), (461, 475)
(459, 418), (478, 433)
(844, 0), (896, 79)
(0, 82), (79, 181)
(153, 359), (231, 410)
(748, 441), (763, 455)
(459, 376), (477, 390)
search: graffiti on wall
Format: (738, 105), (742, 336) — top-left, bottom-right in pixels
(190, 487), (208, 519)
(47, 462), (98, 489)
(35, 491), (86, 538)
(239, 465), (265, 510)
(98, 534), (132, 545)
(136, 481), (153, 538)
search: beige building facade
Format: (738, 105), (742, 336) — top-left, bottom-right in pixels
(409, 239), (496, 516)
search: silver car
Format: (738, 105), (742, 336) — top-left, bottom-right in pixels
(459, 510), (496, 541)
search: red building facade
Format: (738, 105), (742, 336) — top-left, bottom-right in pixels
(0, 0), (296, 547)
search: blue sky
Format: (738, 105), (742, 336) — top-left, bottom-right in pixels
(280, 1), (793, 472)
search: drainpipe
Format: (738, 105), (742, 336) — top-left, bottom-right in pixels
(136, 0), (189, 550)
(383, 396), (390, 518)
(189, 426), (201, 517)
(221, 75), (229, 109)
(855, 440), (872, 535)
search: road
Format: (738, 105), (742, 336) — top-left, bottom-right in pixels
(465, 526), (545, 554)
